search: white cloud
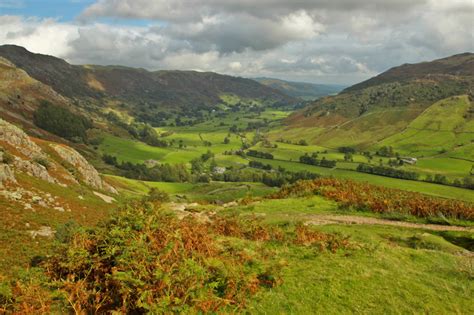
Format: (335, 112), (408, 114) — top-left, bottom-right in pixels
(0, 16), (78, 56)
(0, 0), (472, 84)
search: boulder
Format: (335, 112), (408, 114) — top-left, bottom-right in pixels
(0, 118), (45, 158)
(51, 144), (117, 194)
(0, 164), (16, 187)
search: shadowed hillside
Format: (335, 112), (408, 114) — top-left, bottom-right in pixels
(0, 45), (296, 110)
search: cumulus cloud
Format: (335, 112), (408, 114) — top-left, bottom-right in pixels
(0, 0), (472, 84)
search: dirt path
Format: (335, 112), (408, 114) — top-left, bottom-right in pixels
(305, 214), (473, 232)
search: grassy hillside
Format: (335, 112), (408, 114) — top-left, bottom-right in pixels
(378, 95), (474, 156)
(2, 181), (472, 313)
(283, 53), (474, 148)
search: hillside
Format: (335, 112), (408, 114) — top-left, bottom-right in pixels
(346, 53), (474, 92)
(378, 95), (474, 156)
(254, 77), (343, 100)
(0, 45), (296, 111)
(281, 53), (474, 149)
(0, 118), (117, 275)
(0, 56), (72, 138)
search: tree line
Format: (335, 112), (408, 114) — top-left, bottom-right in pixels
(357, 164), (419, 180)
(299, 153), (337, 168)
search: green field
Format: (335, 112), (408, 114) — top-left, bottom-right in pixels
(106, 175), (277, 202)
(249, 157), (474, 202)
(98, 102), (473, 203)
(99, 109), (290, 165)
(405, 157), (473, 178)
(215, 196), (474, 314)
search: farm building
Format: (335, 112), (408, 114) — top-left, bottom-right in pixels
(400, 157), (418, 165)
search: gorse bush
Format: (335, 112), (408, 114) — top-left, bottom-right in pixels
(2, 201), (354, 313)
(43, 202), (281, 313)
(142, 187), (170, 203)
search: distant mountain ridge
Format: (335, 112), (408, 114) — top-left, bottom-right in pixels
(0, 45), (296, 109)
(254, 77), (344, 100)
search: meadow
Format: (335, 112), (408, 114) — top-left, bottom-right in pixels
(97, 105), (474, 202)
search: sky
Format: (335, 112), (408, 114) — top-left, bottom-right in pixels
(0, 0), (473, 85)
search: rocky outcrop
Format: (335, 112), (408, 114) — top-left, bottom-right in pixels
(13, 158), (58, 184)
(0, 118), (116, 193)
(51, 144), (117, 194)
(0, 164), (16, 187)
(0, 119), (45, 159)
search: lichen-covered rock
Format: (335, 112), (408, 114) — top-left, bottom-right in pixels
(0, 118), (116, 194)
(0, 118), (45, 159)
(28, 226), (55, 239)
(51, 144), (117, 193)
(14, 158), (58, 184)
(0, 163), (16, 187)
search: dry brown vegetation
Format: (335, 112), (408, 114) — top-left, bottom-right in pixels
(272, 178), (474, 220)
(0, 198), (352, 314)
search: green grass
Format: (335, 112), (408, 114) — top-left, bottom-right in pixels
(216, 197), (474, 314)
(99, 109), (290, 165)
(247, 226), (473, 314)
(406, 157), (473, 178)
(99, 135), (170, 163)
(105, 175), (277, 202)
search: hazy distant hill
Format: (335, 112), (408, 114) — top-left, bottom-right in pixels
(283, 53), (474, 150)
(254, 77), (344, 100)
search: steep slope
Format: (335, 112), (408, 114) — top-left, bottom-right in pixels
(254, 77), (343, 100)
(283, 53), (474, 148)
(0, 56), (72, 137)
(0, 45), (296, 111)
(0, 118), (117, 274)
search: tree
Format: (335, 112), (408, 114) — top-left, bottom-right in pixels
(34, 101), (92, 142)
(191, 158), (204, 174)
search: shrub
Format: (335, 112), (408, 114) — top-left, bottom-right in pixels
(273, 178), (474, 220)
(33, 157), (50, 169)
(43, 203), (280, 313)
(247, 150), (273, 160)
(1, 150), (14, 164)
(143, 188), (170, 203)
